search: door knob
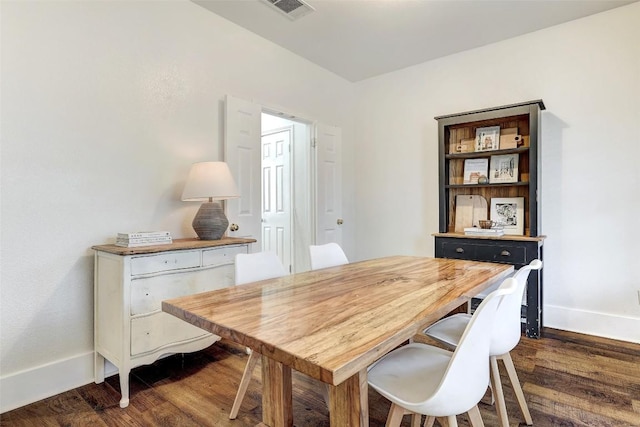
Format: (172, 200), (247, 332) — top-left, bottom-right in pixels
(337, 219), (344, 225)
(230, 223), (239, 231)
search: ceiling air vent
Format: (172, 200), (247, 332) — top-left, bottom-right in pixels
(262, 0), (315, 21)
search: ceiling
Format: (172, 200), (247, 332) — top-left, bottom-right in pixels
(194, 0), (635, 82)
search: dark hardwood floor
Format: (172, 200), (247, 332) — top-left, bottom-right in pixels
(1, 328), (639, 426)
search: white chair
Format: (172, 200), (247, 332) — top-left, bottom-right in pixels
(423, 259), (542, 427)
(229, 251), (287, 419)
(368, 278), (518, 427)
(309, 242), (349, 270)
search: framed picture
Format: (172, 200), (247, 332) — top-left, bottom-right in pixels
(489, 153), (519, 183)
(475, 126), (500, 152)
(463, 158), (488, 184)
(491, 197), (524, 235)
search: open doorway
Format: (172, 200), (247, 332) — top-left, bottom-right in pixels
(261, 112), (313, 273)
(224, 95), (343, 273)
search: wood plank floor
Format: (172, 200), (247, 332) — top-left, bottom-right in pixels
(1, 328), (638, 426)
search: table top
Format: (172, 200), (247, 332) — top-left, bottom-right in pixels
(162, 256), (513, 386)
(92, 237), (256, 256)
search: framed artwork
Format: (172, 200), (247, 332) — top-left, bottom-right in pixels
(491, 197), (524, 235)
(463, 158), (488, 184)
(489, 153), (519, 183)
(475, 126), (500, 152)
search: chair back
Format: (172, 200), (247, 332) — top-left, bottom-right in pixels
(235, 251), (287, 285)
(490, 259), (542, 355)
(309, 243), (349, 270)
(425, 278), (517, 415)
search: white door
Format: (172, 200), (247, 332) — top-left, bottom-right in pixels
(315, 123), (343, 246)
(224, 95), (262, 247)
(261, 127), (292, 270)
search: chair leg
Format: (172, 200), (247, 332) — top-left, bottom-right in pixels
(445, 415), (458, 427)
(489, 355), (509, 427)
(500, 352), (533, 425)
(423, 416), (436, 427)
(385, 403), (405, 427)
(467, 405), (485, 427)
(229, 350), (260, 419)
(411, 413), (422, 427)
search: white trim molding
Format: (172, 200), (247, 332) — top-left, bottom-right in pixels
(0, 351), (102, 414)
(545, 304), (640, 344)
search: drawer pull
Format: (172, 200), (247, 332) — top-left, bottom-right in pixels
(500, 250), (511, 257)
(455, 248), (464, 254)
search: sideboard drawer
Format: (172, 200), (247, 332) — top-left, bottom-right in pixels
(475, 244), (527, 265)
(130, 312), (212, 356)
(439, 240), (527, 266)
(130, 265), (234, 315)
(202, 245), (246, 267)
(440, 241), (477, 260)
(130, 251), (200, 276)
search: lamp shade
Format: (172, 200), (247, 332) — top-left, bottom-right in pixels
(181, 161), (239, 201)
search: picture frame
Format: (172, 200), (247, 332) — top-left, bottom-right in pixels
(490, 197), (524, 235)
(463, 158), (488, 184)
(489, 153), (519, 183)
(475, 126), (500, 152)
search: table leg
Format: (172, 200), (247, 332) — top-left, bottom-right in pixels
(329, 369), (368, 427)
(261, 355), (293, 427)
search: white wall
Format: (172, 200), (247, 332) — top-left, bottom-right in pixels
(0, 0), (355, 412)
(353, 3), (640, 343)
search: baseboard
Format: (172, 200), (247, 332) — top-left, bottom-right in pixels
(0, 351), (111, 414)
(545, 304), (640, 344)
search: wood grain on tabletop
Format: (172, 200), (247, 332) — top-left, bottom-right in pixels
(162, 256), (513, 386)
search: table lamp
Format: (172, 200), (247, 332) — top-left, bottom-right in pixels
(181, 161), (239, 240)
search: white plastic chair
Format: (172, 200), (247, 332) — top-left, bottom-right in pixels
(423, 259), (542, 427)
(309, 242), (349, 270)
(368, 278), (518, 427)
(229, 251), (287, 419)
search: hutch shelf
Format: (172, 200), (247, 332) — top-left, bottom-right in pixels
(433, 100), (546, 338)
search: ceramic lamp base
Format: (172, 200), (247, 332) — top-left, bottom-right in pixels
(192, 201), (228, 240)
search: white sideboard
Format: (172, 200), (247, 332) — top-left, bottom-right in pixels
(92, 237), (255, 408)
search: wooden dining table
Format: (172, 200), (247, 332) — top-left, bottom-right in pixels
(162, 255), (513, 427)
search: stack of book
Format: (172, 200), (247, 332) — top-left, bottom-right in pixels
(463, 227), (504, 237)
(115, 231), (173, 247)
